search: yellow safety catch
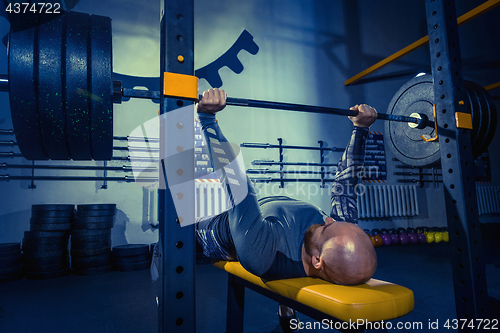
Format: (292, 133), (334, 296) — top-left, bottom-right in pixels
(455, 112), (473, 129)
(163, 72), (199, 101)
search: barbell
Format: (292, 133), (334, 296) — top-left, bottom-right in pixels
(2, 11), (497, 166)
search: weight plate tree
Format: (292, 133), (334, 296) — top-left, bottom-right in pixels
(385, 74), (497, 167)
(8, 11), (113, 160)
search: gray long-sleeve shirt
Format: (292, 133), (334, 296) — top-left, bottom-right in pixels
(197, 112), (368, 280)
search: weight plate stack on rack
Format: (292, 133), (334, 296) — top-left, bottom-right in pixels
(0, 243), (24, 284)
(70, 204), (116, 276)
(22, 205), (73, 279)
(112, 244), (152, 272)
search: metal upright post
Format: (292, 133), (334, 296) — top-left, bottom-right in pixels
(159, 0), (196, 332)
(425, 0), (490, 330)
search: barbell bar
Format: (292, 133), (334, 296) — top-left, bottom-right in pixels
(2, 11), (495, 167)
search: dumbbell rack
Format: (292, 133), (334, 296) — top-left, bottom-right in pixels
(241, 138), (343, 188)
(0, 130), (159, 189)
(392, 158), (443, 188)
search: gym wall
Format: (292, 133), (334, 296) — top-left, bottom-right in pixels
(0, 0), (498, 244)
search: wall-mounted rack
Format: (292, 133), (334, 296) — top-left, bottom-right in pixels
(242, 138), (343, 188)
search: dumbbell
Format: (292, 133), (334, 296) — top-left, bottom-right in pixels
(406, 227), (418, 244)
(416, 227), (427, 243)
(424, 227), (435, 243)
(397, 228), (410, 245)
(442, 227), (449, 242)
(370, 229), (383, 247)
(388, 229), (400, 245)
(434, 227), (443, 243)
(379, 229), (392, 246)
(364, 229), (376, 247)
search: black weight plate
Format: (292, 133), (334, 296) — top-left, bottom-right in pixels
(0, 243), (21, 253)
(0, 254), (22, 268)
(89, 14), (113, 160)
(0, 249), (21, 258)
(74, 216), (115, 223)
(71, 234), (111, 243)
(71, 253), (111, 264)
(25, 262), (69, 273)
(30, 223), (72, 231)
(0, 264), (24, 275)
(23, 255), (68, 266)
(72, 259), (111, 270)
(8, 14), (48, 160)
(77, 209), (116, 217)
(32, 210), (74, 218)
(30, 217), (72, 224)
(385, 75), (440, 167)
(113, 244), (149, 257)
(37, 14), (70, 159)
(77, 204), (116, 211)
(73, 265), (111, 276)
(463, 81), (482, 154)
(26, 267), (71, 280)
(113, 253), (150, 264)
(23, 236), (67, 245)
(72, 222), (113, 230)
(32, 204), (75, 211)
(71, 240), (112, 250)
(467, 82), (488, 159)
(24, 230), (68, 239)
(65, 12), (92, 160)
(23, 242), (67, 252)
(71, 229), (111, 237)
(71, 247), (111, 257)
(113, 260), (150, 272)
(470, 84), (497, 158)
(0, 271), (24, 284)
(23, 249), (66, 258)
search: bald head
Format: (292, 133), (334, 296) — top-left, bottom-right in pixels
(303, 220), (377, 285)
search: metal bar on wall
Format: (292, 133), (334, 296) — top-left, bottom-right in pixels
(159, 0), (196, 332)
(425, 0), (489, 329)
(345, 0), (500, 86)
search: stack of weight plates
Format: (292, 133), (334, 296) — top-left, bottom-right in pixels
(112, 244), (151, 272)
(23, 204), (73, 279)
(0, 243), (24, 283)
(70, 204), (116, 276)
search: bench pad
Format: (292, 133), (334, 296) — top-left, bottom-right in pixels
(213, 260), (414, 323)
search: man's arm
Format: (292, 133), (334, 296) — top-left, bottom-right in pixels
(198, 89), (279, 276)
(330, 104), (377, 223)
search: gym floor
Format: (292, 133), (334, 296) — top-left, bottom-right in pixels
(0, 240), (499, 333)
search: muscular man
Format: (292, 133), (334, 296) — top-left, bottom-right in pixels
(194, 88), (377, 332)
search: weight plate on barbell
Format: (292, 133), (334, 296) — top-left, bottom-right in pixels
(90, 15), (113, 160)
(385, 75), (439, 167)
(386, 74), (497, 166)
(38, 14), (70, 159)
(469, 83), (497, 158)
(65, 12), (92, 160)
(8, 14), (48, 160)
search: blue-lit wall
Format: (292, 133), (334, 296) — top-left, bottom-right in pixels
(0, 0), (498, 244)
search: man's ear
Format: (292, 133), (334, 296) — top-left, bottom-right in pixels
(312, 255), (322, 270)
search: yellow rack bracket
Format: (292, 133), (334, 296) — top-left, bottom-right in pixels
(163, 72), (199, 101)
(455, 112), (473, 130)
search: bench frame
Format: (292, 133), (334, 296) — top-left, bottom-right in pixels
(225, 273), (389, 333)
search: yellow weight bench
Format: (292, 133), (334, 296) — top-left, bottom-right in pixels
(213, 261), (414, 333)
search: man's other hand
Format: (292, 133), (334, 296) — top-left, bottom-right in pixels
(348, 104), (377, 128)
(197, 88), (227, 114)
